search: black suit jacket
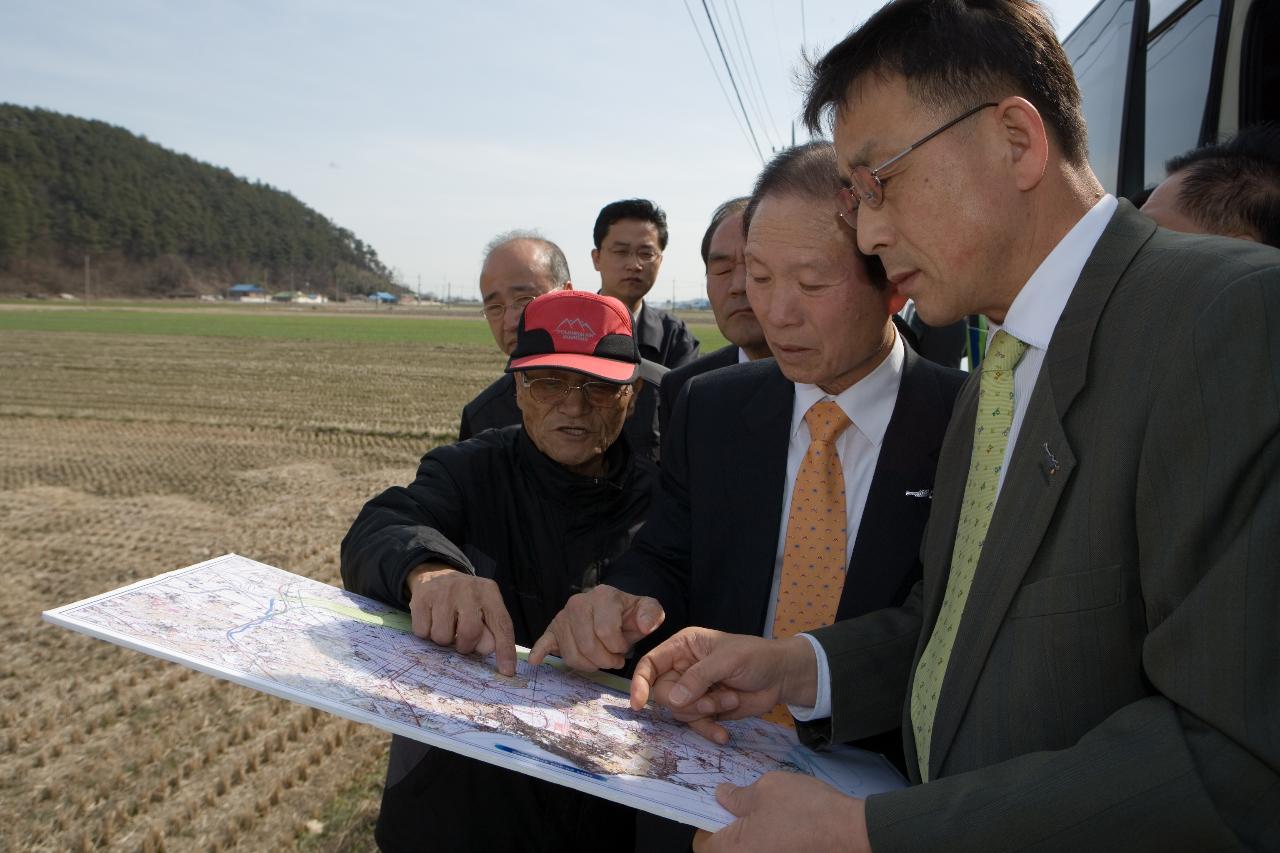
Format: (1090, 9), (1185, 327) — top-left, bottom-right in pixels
(628, 303), (701, 462)
(657, 344), (740, 442)
(458, 373), (518, 441)
(607, 343), (964, 649)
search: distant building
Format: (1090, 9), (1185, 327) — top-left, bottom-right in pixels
(367, 291), (398, 304)
(227, 283), (267, 302)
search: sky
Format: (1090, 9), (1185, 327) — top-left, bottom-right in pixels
(0, 0), (1099, 302)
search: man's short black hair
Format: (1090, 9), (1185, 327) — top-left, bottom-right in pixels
(592, 199), (669, 250)
(802, 0), (1088, 166)
(700, 197), (750, 265)
(742, 140), (887, 288)
(1164, 123), (1280, 248)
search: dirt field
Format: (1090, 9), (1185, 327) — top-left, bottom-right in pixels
(0, 321), (509, 851)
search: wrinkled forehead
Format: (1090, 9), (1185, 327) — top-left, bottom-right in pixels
(708, 213), (746, 256)
(746, 193), (858, 263)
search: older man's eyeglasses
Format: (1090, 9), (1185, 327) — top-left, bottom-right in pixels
(481, 295), (537, 321)
(836, 102), (997, 228)
(520, 375), (633, 407)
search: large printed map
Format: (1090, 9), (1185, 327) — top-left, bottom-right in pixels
(43, 554), (905, 829)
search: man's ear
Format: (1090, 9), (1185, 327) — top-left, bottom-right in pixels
(626, 378), (644, 418)
(995, 96), (1049, 192)
(591, 249), (602, 272)
(513, 373), (529, 414)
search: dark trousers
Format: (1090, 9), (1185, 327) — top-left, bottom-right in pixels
(375, 743), (637, 853)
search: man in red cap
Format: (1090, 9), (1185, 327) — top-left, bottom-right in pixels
(341, 290), (655, 852)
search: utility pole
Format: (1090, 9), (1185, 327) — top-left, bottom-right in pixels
(83, 254), (90, 305)
(446, 280), (451, 309)
(671, 278), (676, 312)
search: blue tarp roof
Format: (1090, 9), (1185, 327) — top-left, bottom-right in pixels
(228, 283), (264, 293)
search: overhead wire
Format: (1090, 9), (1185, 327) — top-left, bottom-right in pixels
(681, 0), (759, 160)
(708, 0), (777, 151)
(700, 0), (766, 162)
(728, 0), (783, 149)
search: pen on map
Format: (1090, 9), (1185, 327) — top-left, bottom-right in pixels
(493, 743), (607, 781)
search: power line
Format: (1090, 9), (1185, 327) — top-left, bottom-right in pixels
(728, 0), (783, 149)
(709, 0), (775, 151)
(681, 0), (758, 159)
(701, 0), (765, 162)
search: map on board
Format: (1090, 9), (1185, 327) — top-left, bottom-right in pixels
(43, 553), (906, 830)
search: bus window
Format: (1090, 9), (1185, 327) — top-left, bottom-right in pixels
(1065, 0), (1139, 191)
(1144, 0), (1221, 187)
(1241, 0), (1280, 125)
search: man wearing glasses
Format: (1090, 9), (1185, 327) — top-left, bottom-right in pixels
(624, 0), (1280, 850)
(458, 231), (571, 440)
(591, 198), (701, 461)
(342, 290), (656, 851)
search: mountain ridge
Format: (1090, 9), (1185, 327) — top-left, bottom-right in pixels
(0, 103), (398, 298)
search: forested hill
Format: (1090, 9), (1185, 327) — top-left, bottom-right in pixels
(0, 104), (397, 297)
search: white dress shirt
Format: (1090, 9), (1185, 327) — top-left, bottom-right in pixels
(737, 347), (752, 364)
(762, 331), (905, 638)
(792, 195), (1119, 721)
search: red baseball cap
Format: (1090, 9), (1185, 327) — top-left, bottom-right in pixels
(505, 290), (640, 383)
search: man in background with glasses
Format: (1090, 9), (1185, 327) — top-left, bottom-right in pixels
(458, 230), (571, 440)
(342, 289), (655, 852)
(591, 198), (701, 461)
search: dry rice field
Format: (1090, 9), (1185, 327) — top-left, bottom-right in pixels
(0, 321), (507, 851)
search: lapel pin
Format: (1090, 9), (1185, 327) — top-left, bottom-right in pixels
(1042, 442), (1059, 477)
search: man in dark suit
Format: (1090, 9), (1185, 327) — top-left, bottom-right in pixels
(458, 231), (570, 440)
(531, 142), (964, 745)
(592, 198), (701, 461)
(657, 196), (772, 441)
(626, 1), (1280, 851)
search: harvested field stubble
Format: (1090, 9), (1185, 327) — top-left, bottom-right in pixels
(1, 322), (505, 851)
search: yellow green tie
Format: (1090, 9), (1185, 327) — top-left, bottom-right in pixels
(909, 329), (1028, 781)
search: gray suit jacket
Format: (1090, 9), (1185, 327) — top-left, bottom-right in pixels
(802, 203), (1280, 851)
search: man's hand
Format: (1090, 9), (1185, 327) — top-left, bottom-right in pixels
(406, 563), (517, 676)
(630, 628), (818, 744)
(527, 584), (665, 671)
(692, 773), (870, 853)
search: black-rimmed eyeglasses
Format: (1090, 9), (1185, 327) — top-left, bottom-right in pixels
(836, 102), (998, 228)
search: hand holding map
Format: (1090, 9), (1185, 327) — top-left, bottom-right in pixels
(631, 628), (820, 745)
(405, 563), (517, 676)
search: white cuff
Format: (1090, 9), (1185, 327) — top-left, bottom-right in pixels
(787, 633), (833, 721)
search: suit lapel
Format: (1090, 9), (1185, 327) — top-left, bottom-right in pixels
(726, 363), (792, 633)
(840, 348), (945, 619)
(927, 203), (1157, 777)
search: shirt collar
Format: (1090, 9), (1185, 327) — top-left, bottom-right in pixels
(995, 195), (1118, 350)
(790, 328), (905, 448)
(737, 347), (751, 364)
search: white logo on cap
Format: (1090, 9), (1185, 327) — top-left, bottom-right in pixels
(554, 318), (595, 342)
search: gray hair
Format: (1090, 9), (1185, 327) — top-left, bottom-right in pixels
(482, 230), (571, 287)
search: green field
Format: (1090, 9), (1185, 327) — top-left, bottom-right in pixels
(0, 303), (730, 351)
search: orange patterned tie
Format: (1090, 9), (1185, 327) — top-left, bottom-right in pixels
(764, 399), (853, 726)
